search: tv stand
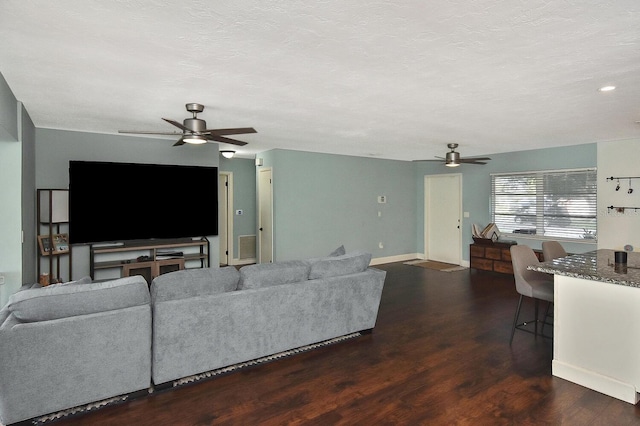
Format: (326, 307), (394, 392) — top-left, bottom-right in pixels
(90, 237), (209, 283)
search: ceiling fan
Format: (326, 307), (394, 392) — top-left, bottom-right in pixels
(415, 143), (491, 167)
(118, 103), (256, 147)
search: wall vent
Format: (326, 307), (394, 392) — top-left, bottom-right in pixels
(238, 235), (256, 260)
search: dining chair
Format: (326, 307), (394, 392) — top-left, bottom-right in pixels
(509, 245), (554, 345)
(542, 240), (567, 261)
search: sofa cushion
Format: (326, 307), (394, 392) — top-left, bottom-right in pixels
(238, 260), (311, 290)
(151, 266), (239, 303)
(308, 251), (372, 280)
(7, 276), (150, 323)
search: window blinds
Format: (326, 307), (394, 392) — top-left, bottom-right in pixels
(491, 168), (597, 240)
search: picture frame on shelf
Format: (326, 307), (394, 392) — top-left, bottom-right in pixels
(38, 233), (70, 256)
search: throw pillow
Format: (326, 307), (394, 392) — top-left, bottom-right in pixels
(308, 251), (372, 280)
(328, 245), (346, 256)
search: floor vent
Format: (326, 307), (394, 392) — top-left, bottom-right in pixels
(238, 235), (256, 260)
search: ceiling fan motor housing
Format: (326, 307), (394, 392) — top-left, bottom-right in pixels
(184, 118), (207, 133)
(446, 151), (460, 164)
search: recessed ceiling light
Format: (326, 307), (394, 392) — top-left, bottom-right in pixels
(599, 85), (616, 92)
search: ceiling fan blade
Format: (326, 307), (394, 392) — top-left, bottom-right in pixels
(204, 134), (248, 146)
(460, 157), (491, 161)
(173, 138), (186, 146)
(204, 127), (257, 136)
(162, 118), (191, 132)
(118, 130), (183, 135)
(459, 160), (488, 165)
(413, 159), (445, 162)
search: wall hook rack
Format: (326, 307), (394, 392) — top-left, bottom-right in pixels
(606, 176), (640, 181)
(607, 206), (640, 213)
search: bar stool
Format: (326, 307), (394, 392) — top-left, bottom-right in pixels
(542, 240), (567, 261)
(509, 245), (554, 345)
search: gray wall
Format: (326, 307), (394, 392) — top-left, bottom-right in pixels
(0, 73), (18, 141)
(414, 143), (598, 260)
(35, 128), (221, 278)
(0, 75), (36, 307)
(258, 149), (417, 261)
(20, 104), (37, 284)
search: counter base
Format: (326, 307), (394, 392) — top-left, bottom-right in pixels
(553, 360), (639, 404)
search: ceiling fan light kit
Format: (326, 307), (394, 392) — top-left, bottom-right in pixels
(183, 134), (207, 144)
(118, 103), (256, 147)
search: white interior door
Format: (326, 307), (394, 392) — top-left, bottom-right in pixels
(258, 168), (273, 263)
(218, 172), (230, 265)
(425, 174), (462, 264)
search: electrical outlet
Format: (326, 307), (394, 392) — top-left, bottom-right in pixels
(0, 275), (5, 285)
(378, 242), (384, 249)
(236, 209), (244, 215)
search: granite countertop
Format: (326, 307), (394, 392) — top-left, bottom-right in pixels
(529, 249), (640, 288)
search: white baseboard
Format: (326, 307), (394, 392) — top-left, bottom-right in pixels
(371, 253), (421, 265)
(371, 253), (470, 268)
(553, 360), (639, 404)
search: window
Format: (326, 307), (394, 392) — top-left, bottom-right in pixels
(491, 168), (597, 241)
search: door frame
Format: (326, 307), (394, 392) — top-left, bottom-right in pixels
(424, 173), (463, 264)
(258, 168), (273, 263)
(219, 171), (234, 265)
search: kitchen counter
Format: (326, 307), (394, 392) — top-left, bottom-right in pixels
(530, 249), (640, 287)
(530, 249), (640, 404)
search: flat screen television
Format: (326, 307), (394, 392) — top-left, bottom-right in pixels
(69, 161), (218, 244)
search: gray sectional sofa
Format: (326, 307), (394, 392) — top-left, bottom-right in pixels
(150, 251), (386, 385)
(0, 276), (152, 426)
(0, 250), (385, 425)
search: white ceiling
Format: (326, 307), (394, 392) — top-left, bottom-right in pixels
(1, 1), (639, 161)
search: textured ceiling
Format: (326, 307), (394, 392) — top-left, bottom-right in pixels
(0, 1), (639, 161)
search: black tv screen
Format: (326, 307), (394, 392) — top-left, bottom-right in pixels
(69, 161), (218, 244)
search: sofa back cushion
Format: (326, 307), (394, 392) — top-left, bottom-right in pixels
(7, 276), (150, 323)
(151, 266), (239, 303)
(238, 260), (311, 290)
(308, 251), (372, 280)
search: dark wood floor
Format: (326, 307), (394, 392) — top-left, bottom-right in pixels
(53, 262), (640, 425)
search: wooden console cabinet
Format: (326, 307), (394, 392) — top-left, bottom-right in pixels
(90, 238), (208, 282)
(470, 242), (544, 274)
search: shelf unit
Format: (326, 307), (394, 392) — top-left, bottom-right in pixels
(37, 189), (72, 284)
(90, 237), (209, 283)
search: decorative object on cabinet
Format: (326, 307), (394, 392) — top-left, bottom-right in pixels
(37, 189), (72, 284)
(90, 237), (209, 283)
